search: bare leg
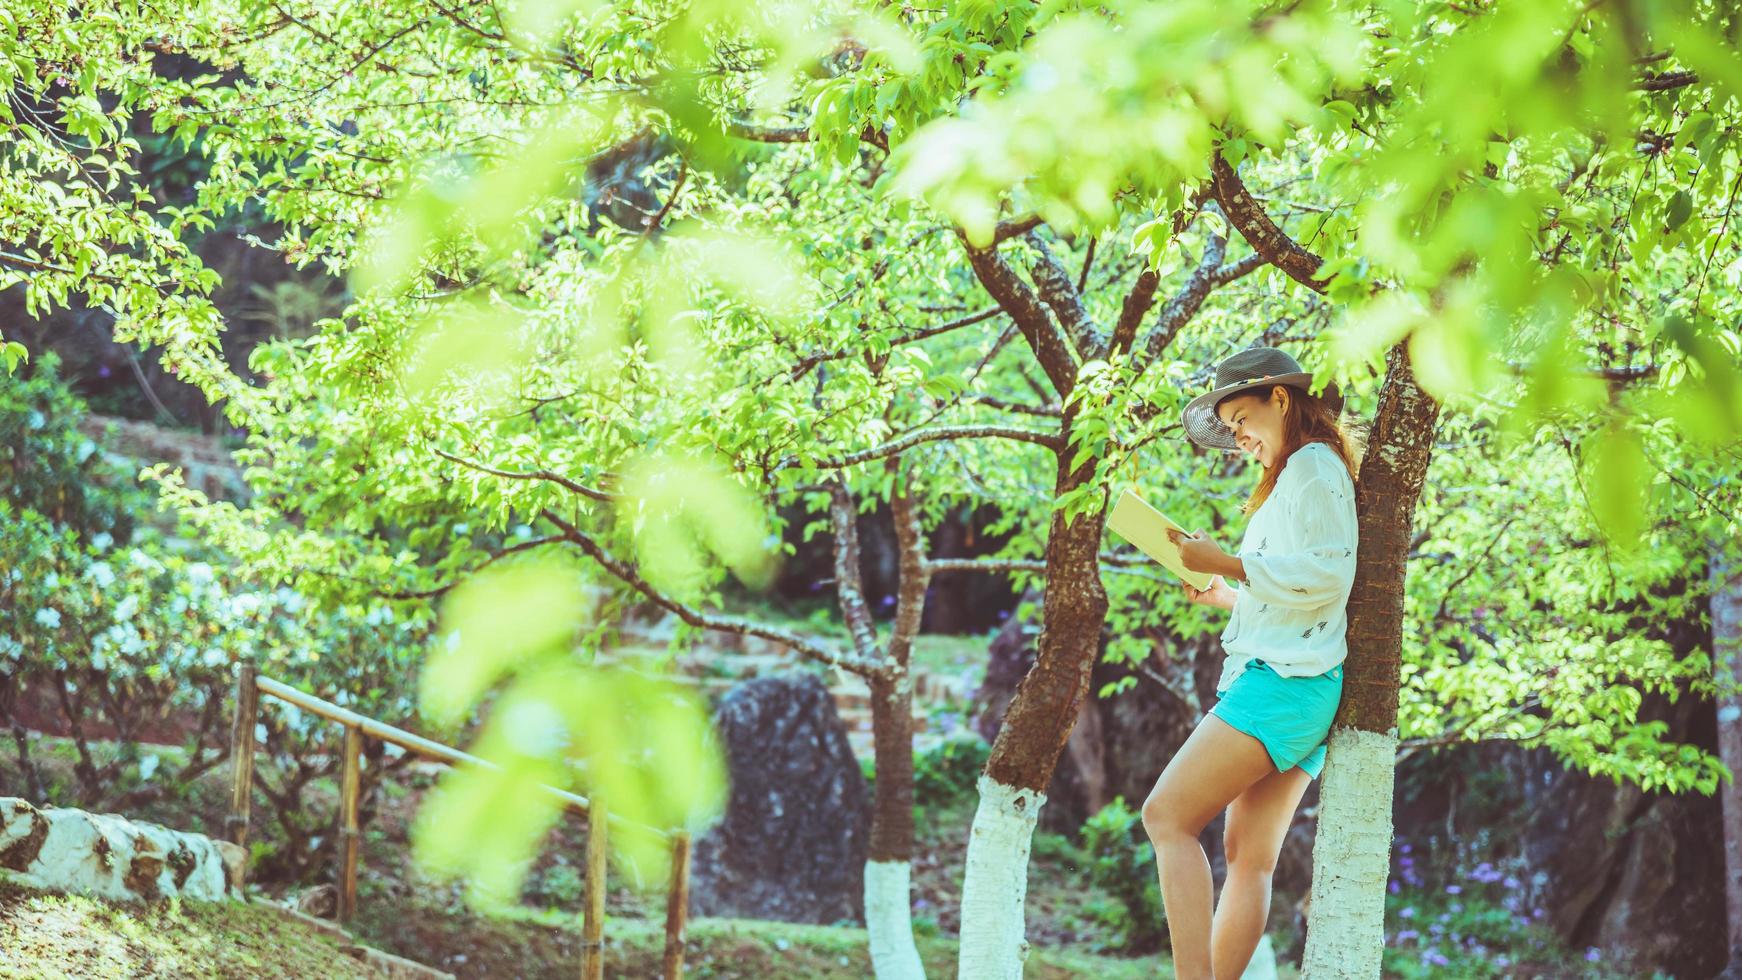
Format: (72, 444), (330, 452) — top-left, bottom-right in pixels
(1142, 713), (1278, 980)
(1213, 764), (1312, 978)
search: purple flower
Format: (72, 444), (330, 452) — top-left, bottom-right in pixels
(1388, 880), (1401, 894)
(1399, 843), (1412, 854)
(1399, 906), (1416, 919)
(1395, 929), (1419, 943)
(1444, 884), (1462, 895)
(1585, 947), (1601, 962)
(1470, 862), (1505, 883)
(913, 898), (929, 910)
(1422, 950), (1450, 967)
(1503, 875), (1521, 890)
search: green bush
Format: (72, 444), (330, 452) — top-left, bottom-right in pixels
(0, 351), (141, 540)
(912, 733), (991, 807)
(1078, 797), (1164, 953)
(0, 364), (435, 886)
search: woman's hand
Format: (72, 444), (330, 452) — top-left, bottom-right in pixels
(1165, 527), (1228, 574)
(1183, 574), (1237, 611)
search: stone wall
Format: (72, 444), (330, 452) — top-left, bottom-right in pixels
(78, 413), (248, 503)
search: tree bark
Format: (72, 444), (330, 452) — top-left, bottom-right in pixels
(863, 463), (929, 979)
(1710, 539), (1742, 977)
(866, 672), (924, 979)
(958, 399), (1110, 978)
(1301, 341), (1441, 978)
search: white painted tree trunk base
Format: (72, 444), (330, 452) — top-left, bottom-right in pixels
(1241, 933), (1278, 979)
(1300, 726), (1398, 979)
(865, 859), (926, 980)
(956, 775), (1045, 980)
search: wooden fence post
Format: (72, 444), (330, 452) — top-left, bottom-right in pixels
(227, 663), (258, 850)
(662, 831), (692, 980)
(583, 801), (607, 980)
(338, 723), (362, 922)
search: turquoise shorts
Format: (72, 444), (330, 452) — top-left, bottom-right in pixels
(1209, 659), (1344, 780)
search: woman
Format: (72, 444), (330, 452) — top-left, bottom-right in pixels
(1146, 346), (1361, 980)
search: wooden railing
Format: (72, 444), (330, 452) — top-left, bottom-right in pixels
(226, 663), (694, 979)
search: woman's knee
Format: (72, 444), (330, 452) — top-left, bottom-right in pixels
(1141, 786), (1195, 843)
(1222, 830), (1280, 878)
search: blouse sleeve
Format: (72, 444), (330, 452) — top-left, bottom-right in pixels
(1237, 476), (1357, 610)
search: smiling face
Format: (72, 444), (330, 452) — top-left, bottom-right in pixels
(1216, 385), (1292, 468)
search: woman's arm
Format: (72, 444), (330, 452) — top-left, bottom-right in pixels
(1237, 477), (1358, 610)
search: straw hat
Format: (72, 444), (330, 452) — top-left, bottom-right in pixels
(1181, 346), (1344, 451)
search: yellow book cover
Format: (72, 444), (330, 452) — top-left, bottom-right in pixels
(1106, 488), (1215, 590)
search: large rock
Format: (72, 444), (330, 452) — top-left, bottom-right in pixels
(688, 672), (870, 924)
(1510, 685), (1724, 978)
(0, 797), (241, 901)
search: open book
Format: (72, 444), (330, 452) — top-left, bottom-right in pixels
(1106, 488), (1215, 590)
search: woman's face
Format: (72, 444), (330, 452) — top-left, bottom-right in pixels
(1216, 386), (1290, 468)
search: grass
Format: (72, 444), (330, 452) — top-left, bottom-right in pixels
(0, 878), (382, 979)
(351, 899), (1176, 979)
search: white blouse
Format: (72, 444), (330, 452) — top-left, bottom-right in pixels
(1217, 440), (1359, 695)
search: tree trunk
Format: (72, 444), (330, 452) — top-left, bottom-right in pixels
(1301, 341), (1441, 977)
(1710, 539), (1742, 977)
(860, 461), (931, 980)
(958, 419), (1109, 978)
(866, 671), (925, 979)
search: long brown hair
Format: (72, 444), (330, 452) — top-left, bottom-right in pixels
(1231, 384), (1365, 517)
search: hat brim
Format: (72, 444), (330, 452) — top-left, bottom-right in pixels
(1181, 372), (1344, 451)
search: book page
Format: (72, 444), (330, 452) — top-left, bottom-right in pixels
(1106, 488), (1215, 590)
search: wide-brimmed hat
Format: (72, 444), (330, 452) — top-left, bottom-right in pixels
(1181, 346), (1343, 451)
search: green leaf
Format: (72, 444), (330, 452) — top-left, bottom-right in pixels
(1664, 190), (1693, 232)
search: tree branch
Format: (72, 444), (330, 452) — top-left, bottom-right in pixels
(434, 447), (614, 503)
(1210, 153), (1329, 292)
(540, 509), (882, 675)
(828, 479), (883, 662)
(957, 232), (1079, 396)
(788, 306), (1002, 381)
(1024, 230), (1107, 359)
(776, 424), (1062, 472)
(994, 215), (1045, 243)
(887, 458), (930, 671)
(1638, 70), (1698, 92)
(1112, 267), (1160, 357)
(927, 551), (1154, 574)
(1137, 227), (1228, 364)
(725, 120), (810, 143)
(964, 394), (1062, 418)
(378, 535), (568, 600)
(1114, 210), (1270, 362)
(1501, 361), (1661, 383)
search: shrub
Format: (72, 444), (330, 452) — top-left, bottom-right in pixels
(0, 364), (435, 886)
(912, 733), (991, 807)
(1383, 859), (1651, 979)
(1078, 796), (1164, 953)
(0, 351), (140, 540)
